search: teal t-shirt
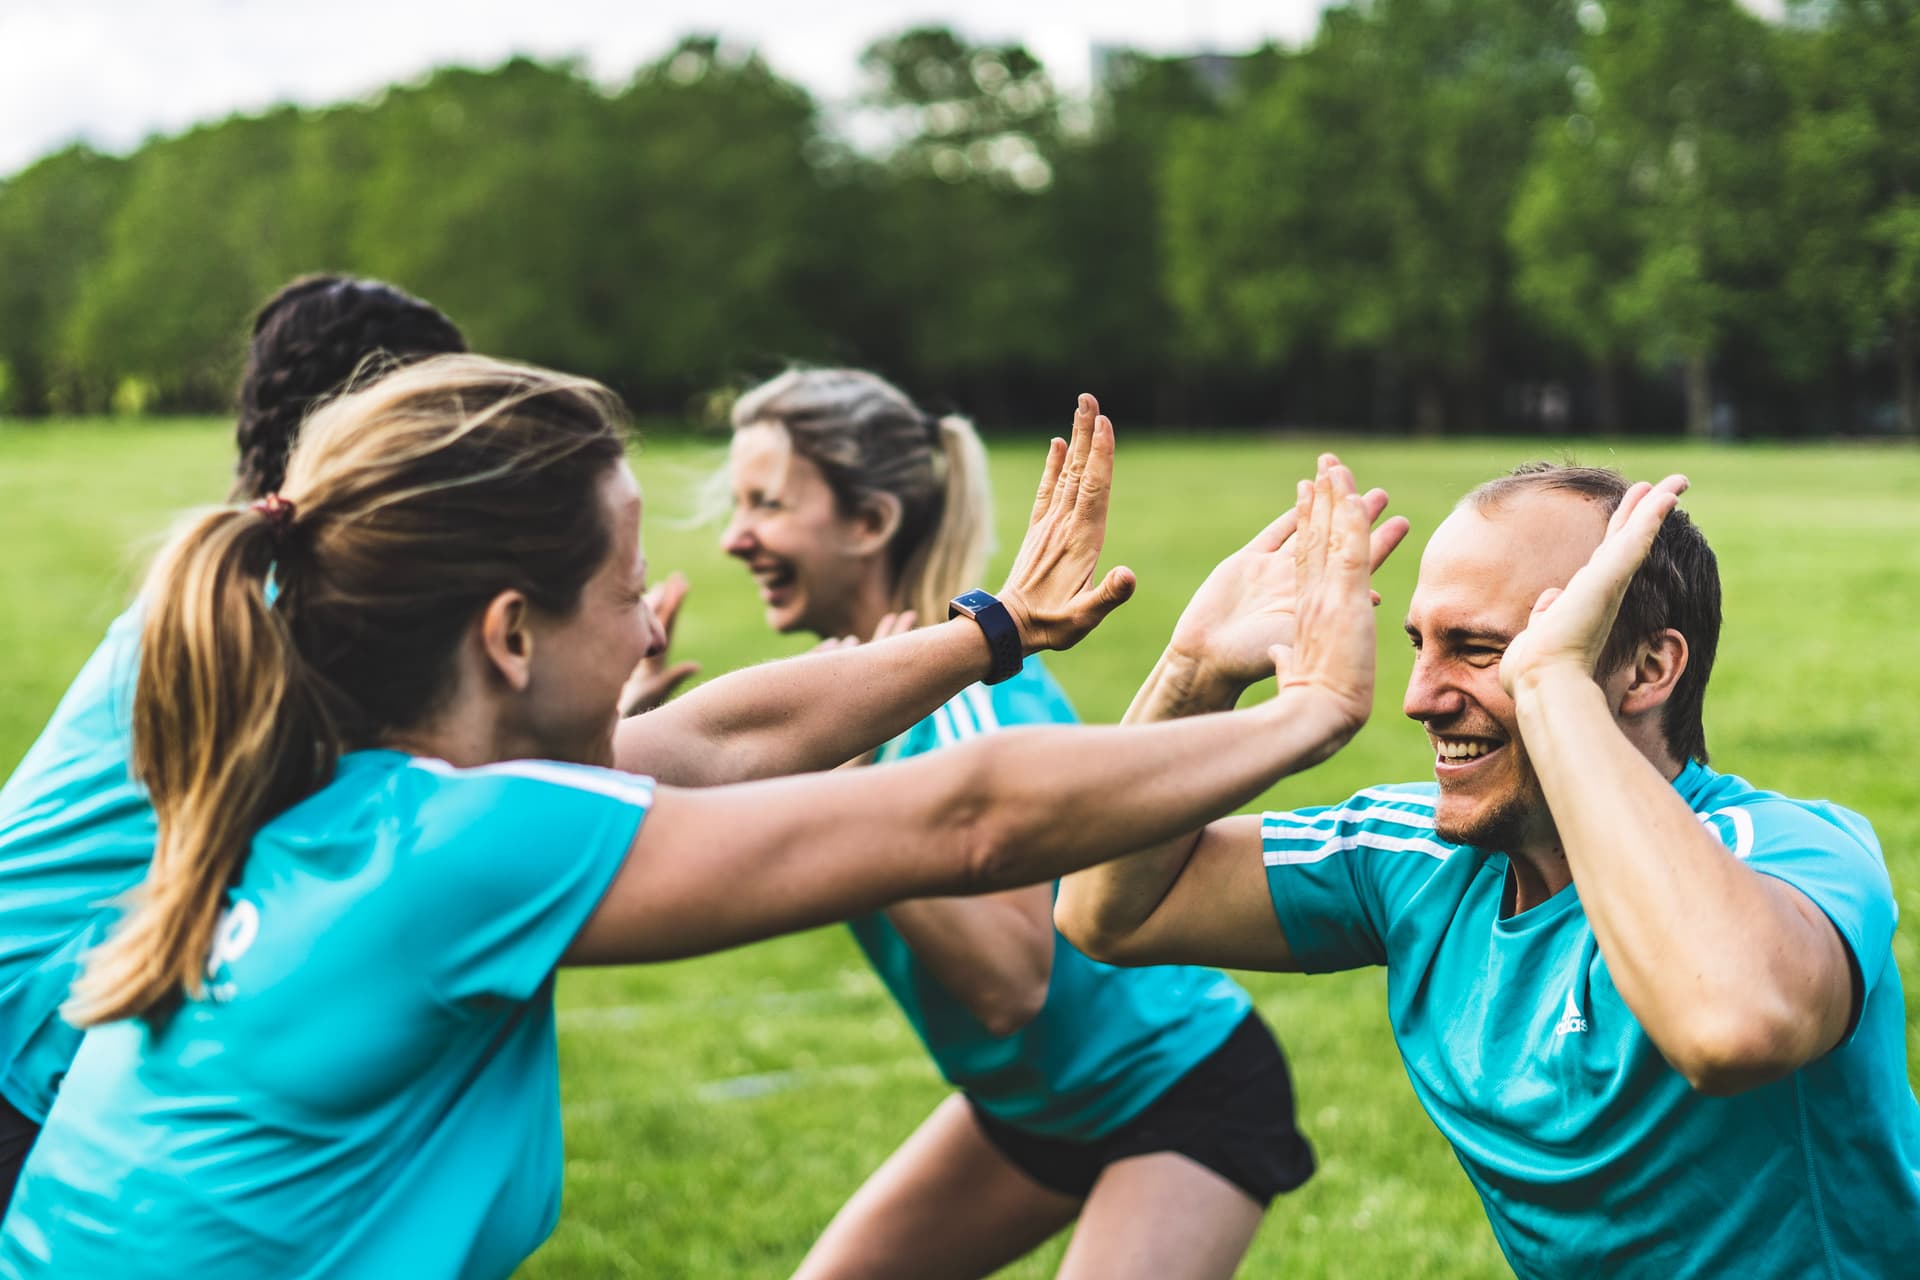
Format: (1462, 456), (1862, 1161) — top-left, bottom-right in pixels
(855, 657), (1251, 1140)
(0, 750), (648, 1279)
(0, 608), (151, 1121)
(1262, 762), (1920, 1279)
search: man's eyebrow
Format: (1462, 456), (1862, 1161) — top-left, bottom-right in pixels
(1403, 620), (1512, 645)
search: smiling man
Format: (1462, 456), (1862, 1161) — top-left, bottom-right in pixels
(1056, 461), (1920, 1279)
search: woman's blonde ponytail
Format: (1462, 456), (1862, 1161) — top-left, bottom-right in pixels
(67, 505), (337, 1026)
(902, 414), (993, 625)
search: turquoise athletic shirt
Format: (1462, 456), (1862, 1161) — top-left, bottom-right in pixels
(1261, 762), (1920, 1279)
(0, 750), (648, 1279)
(855, 657), (1251, 1140)
(0, 608), (151, 1122)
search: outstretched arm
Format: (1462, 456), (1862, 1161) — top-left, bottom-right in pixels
(1502, 477), (1854, 1095)
(613, 396), (1135, 787)
(566, 459), (1383, 966)
(1056, 458), (1409, 969)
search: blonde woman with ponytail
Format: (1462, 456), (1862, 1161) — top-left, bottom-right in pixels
(721, 369), (1315, 1280)
(0, 357), (1393, 1279)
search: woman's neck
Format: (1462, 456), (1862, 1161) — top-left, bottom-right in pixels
(829, 569), (908, 643)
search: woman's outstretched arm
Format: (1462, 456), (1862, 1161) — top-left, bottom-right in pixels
(613, 396), (1134, 787)
(566, 459), (1380, 966)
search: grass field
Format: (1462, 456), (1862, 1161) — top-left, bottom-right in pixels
(2, 417), (1917, 1278)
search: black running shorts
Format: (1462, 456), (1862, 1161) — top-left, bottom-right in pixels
(0, 1091), (39, 1220)
(965, 1012), (1315, 1206)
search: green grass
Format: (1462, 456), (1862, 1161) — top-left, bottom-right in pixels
(4, 418), (1917, 1278)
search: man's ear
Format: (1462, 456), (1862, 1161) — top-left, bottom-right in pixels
(843, 491), (903, 558)
(479, 590), (535, 692)
(1618, 628), (1688, 717)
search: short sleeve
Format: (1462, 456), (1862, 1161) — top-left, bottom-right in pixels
(397, 759), (653, 1007)
(1701, 797), (1896, 1036)
(1262, 787), (1451, 973)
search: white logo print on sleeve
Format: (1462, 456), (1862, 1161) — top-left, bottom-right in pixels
(1554, 986), (1589, 1036)
(205, 899), (261, 1002)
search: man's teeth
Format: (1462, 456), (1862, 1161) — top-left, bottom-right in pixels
(1436, 740), (1496, 760)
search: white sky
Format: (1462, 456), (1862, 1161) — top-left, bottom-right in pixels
(0, 0), (1790, 179)
(0, 0), (1339, 177)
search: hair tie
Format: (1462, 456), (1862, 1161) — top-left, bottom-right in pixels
(924, 413), (945, 441)
(250, 493), (297, 542)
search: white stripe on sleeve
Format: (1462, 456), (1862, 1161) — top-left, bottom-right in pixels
(410, 757), (656, 809)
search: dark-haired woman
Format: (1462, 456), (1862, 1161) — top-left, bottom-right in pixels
(0, 274), (466, 1209)
(0, 355), (1383, 1277)
(720, 370), (1313, 1280)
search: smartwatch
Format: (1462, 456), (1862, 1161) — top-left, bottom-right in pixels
(949, 588), (1023, 685)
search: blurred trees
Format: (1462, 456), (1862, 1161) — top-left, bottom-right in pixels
(0, 4), (1914, 435)
(1164, 1), (1580, 432)
(1513, 0), (1789, 437)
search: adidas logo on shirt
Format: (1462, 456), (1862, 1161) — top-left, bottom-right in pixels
(1554, 988), (1588, 1036)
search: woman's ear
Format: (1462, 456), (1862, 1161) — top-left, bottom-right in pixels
(478, 590), (535, 691)
(1618, 628), (1688, 718)
(844, 491), (903, 558)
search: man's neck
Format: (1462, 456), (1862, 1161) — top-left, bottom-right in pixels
(1501, 749), (1688, 915)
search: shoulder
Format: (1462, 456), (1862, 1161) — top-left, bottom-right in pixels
(400, 756), (658, 821)
(880, 657), (1077, 764)
(1688, 767), (1882, 866)
(977, 656), (1077, 729)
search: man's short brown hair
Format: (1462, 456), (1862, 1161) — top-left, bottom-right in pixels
(1465, 463), (1721, 763)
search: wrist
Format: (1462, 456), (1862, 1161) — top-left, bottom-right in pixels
(1266, 683), (1365, 765)
(995, 588), (1039, 656)
(1508, 661), (1601, 707)
(949, 589), (1024, 684)
(1154, 648), (1246, 714)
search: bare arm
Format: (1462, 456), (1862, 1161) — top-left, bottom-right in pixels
(1502, 477), (1853, 1095)
(566, 461), (1382, 966)
(881, 888), (1055, 1036)
(1057, 459), (1409, 968)
(615, 396), (1134, 786)
(567, 688), (1356, 966)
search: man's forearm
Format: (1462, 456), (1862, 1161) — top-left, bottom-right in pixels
(1514, 667), (1851, 1089)
(1054, 650), (1248, 949)
(613, 619), (992, 786)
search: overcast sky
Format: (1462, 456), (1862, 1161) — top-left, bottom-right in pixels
(0, 0), (1789, 179)
(0, 0), (1342, 177)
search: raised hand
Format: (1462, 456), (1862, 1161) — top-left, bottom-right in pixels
(619, 572), (701, 717)
(1166, 466), (1408, 695)
(1270, 455), (1379, 736)
(996, 394), (1136, 653)
(1499, 475), (1690, 697)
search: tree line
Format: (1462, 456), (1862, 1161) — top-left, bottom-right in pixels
(0, 0), (1914, 437)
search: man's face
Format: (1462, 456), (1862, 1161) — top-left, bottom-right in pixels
(1402, 490), (1609, 851)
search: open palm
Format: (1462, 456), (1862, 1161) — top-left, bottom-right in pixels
(1167, 472), (1408, 692)
(1499, 475), (1690, 696)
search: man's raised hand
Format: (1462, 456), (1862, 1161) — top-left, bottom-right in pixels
(1271, 454), (1382, 738)
(1165, 462), (1408, 699)
(1499, 475), (1690, 697)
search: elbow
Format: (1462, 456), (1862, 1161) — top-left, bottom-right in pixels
(953, 759), (1044, 896)
(974, 979), (1049, 1038)
(1663, 1006), (1812, 1097)
(1053, 897), (1144, 968)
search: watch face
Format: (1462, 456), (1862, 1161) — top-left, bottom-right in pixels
(951, 589), (997, 616)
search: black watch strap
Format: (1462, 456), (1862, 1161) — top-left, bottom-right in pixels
(948, 589), (1023, 685)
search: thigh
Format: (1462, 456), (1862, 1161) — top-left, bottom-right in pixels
(1056, 1153), (1263, 1280)
(793, 1094), (1083, 1280)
